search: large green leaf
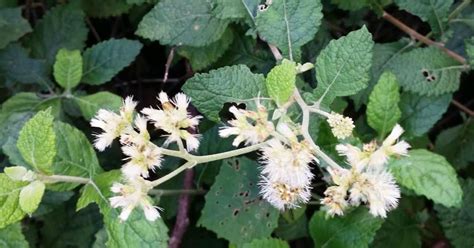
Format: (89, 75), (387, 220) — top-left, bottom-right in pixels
(435, 121), (474, 170)
(388, 47), (462, 96)
(390, 149), (463, 207)
(313, 26), (374, 106)
(0, 7), (31, 49)
(399, 92), (451, 137)
(435, 179), (474, 248)
(182, 65), (267, 122)
(255, 0), (323, 58)
(366, 71), (401, 136)
(198, 157), (279, 245)
(0, 223), (29, 248)
(309, 207), (384, 248)
(0, 43), (49, 85)
(17, 109), (56, 174)
(25, 3), (88, 67)
(74, 92), (123, 120)
(136, 0), (229, 46)
(53, 49), (83, 90)
(0, 174), (28, 229)
(82, 39), (142, 85)
(394, 0), (453, 35)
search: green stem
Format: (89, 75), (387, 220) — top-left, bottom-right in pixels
(150, 189), (206, 196)
(39, 174), (91, 184)
(151, 161), (196, 187)
(448, 0), (471, 21)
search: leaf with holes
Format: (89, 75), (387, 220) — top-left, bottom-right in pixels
(75, 91), (123, 120)
(255, 0), (323, 58)
(136, 0), (229, 46)
(198, 157), (279, 245)
(394, 0), (453, 35)
(266, 59), (297, 105)
(366, 71), (401, 136)
(0, 7), (32, 49)
(0, 173), (28, 228)
(312, 26), (374, 107)
(388, 47), (462, 96)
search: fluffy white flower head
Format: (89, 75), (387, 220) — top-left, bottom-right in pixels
(260, 179), (311, 210)
(327, 112), (354, 139)
(370, 124), (411, 168)
(109, 177), (161, 221)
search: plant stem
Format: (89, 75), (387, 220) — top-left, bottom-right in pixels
(151, 161), (196, 187)
(150, 189), (206, 196)
(39, 174), (91, 184)
(448, 0), (471, 21)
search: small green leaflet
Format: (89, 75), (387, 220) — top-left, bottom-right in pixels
(53, 49), (83, 90)
(266, 59), (296, 106)
(255, 0), (323, 59)
(136, 0), (229, 47)
(394, 0), (453, 35)
(388, 47), (462, 96)
(366, 71), (401, 136)
(0, 223), (29, 248)
(74, 91), (123, 120)
(313, 26), (374, 107)
(17, 109), (56, 174)
(82, 39), (143, 85)
(19, 180), (45, 214)
(198, 157), (279, 245)
(309, 207), (384, 248)
(0, 173), (28, 228)
(0, 7), (32, 49)
(390, 149), (463, 207)
(182, 65), (267, 122)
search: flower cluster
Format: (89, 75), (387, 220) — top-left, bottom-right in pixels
(91, 92), (202, 221)
(321, 124), (410, 218)
(326, 112), (354, 139)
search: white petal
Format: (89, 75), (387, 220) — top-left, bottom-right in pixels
(383, 124), (404, 147)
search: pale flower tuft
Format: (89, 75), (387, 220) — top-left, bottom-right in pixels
(327, 112), (354, 139)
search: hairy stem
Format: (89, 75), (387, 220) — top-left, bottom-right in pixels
(38, 174), (91, 184)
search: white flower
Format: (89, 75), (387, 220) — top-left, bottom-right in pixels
(142, 92), (201, 151)
(91, 96), (137, 151)
(321, 186), (349, 217)
(219, 105), (274, 147)
(121, 142), (162, 179)
(109, 177), (161, 221)
(327, 112), (354, 139)
(370, 124), (411, 169)
(260, 178), (311, 210)
(120, 115), (150, 147)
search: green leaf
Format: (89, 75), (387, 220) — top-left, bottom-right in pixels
(387, 47), (462, 96)
(74, 92), (123, 120)
(255, 0), (323, 58)
(266, 59), (297, 105)
(177, 28), (234, 71)
(435, 121), (474, 170)
(399, 92), (451, 137)
(313, 26), (374, 106)
(0, 173), (28, 228)
(182, 65), (267, 122)
(394, 0), (452, 35)
(242, 238), (290, 248)
(389, 149), (463, 207)
(17, 109), (56, 174)
(213, 0), (254, 20)
(0, 7), (32, 49)
(81, 0), (131, 18)
(467, 37), (474, 67)
(0, 43), (49, 85)
(136, 0), (229, 46)
(198, 157), (279, 245)
(309, 207), (384, 248)
(19, 180), (45, 214)
(0, 223), (29, 248)
(25, 3), (88, 67)
(82, 39), (142, 85)
(366, 71), (401, 136)
(53, 49), (83, 89)
(371, 207), (421, 248)
(77, 170), (121, 211)
(435, 179), (474, 248)
(50, 122), (102, 191)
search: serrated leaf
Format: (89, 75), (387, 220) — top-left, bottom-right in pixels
(313, 26), (374, 106)
(0, 7), (32, 49)
(74, 91), (123, 120)
(389, 149), (463, 207)
(266, 59), (296, 105)
(50, 122), (102, 191)
(0, 43), (49, 85)
(399, 92), (451, 137)
(19, 180), (45, 214)
(17, 109), (56, 174)
(53, 49), (83, 89)
(242, 238), (290, 248)
(435, 121), (474, 170)
(0, 223), (29, 248)
(198, 157), (279, 245)
(371, 207), (421, 248)
(25, 3), (88, 67)
(82, 39), (142, 85)
(0, 173), (28, 228)
(387, 47), (461, 96)
(255, 0), (323, 58)
(366, 71), (401, 136)
(177, 28), (234, 71)
(435, 179), (474, 248)
(394, 0), (453, 35)
(136, 0), (229, 46)
(81, 0), (131, 18)
(309, 207), (384, 248)
(182, 65), (267, 122)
